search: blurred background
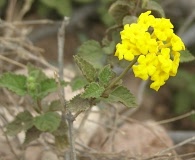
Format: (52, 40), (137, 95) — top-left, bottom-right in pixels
(0, 0), (195, 158)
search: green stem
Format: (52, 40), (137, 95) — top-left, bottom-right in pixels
(105, 56), (139, 92)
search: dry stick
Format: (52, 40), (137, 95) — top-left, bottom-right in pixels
(1, 40), (57, 70)
(5, 0), (17, 22)
(158, 136), (195, 155)
(16, 0), (33, 21)
(156, 110), (195, 125)
(57, 17), (77, 160)
(0, 117), (20, 160)
(0, 54), (26, 69)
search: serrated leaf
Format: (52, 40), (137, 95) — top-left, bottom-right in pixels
(6, 111), (34, 136)
(180, 49), (195, 63)
(74, 55), (97, 82)
(81, 82), (105, 99)
(98, 65), (115, 87)
(34, 112), (61, 132)
(67, 95), (90, 112)
(77, 40), (105, 68)
(142, 0), (165, 17)
(108, 86), (136, 107)
(23, 127), (42, 145)
(109, 0), (136, 24)
(70, 76), (88, 91)
(0, 73), (27, 96)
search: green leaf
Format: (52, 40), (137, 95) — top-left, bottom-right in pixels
(174, 91), (192, 114)
(180, 49), (195, 63)
(142, 0), (165, 17)
(34, 112), (61, 132)
(52, 120), (69, 150)
(27, 64), (47, 82)
(122, 15), (137, 25)
(70, 76), (88, 91)
(40, 0), (72, 16)
(0, 0), (5, 8)
(74, 0), (93, 3)
(74, 55), (97, 82)
(43, 100), (63, 112)
(6, 111), (34, 136)
(54, 134), (69, 150)
(77, 40), (105, 68)
(107, 86), (136, 107)
(6, 119), (24, 136)
(102, 40), (116, 55)
(81, 82), (105, 99)
(109, 0), (136, 24)
(39, 79), (68, 98)
(67, 95), (90, 112)
(23, 127), (42, 145)
(98, 65), (115, 87)
(0, 73), (27, 96)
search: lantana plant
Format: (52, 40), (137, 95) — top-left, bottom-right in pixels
(0, 0), (194, 159)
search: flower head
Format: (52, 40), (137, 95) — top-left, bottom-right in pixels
(115, 11), (185, 91)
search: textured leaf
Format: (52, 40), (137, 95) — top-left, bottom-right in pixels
(67, 95), (90, 112)
(98, 65), (115, 87)
(77, 40), (105, 68)
(81, 82), (105, 99)
(142, 0), (165, 17)
(74, 55), (97, 82)
(108, 86), (136, 107)
(6, 111), (34, 136)
(70, 76), (88, 91)
(180, 49), (195, 63)
(23, 127), (42, 145)
(0, 73), (27, 96)
(34, 112), (61, 132)
(109, 0), (136, 24)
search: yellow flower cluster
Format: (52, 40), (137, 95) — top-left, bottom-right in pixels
(115, 11), (185, 91)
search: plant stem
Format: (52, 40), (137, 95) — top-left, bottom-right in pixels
(67, 112), (77, 160)
(105, 56), (139, 92)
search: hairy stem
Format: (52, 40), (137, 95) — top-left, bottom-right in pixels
(105, 56), (139, 93)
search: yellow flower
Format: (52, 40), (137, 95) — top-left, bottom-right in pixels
(152, 18), (174, 41)
(115, 11), (185, 91)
